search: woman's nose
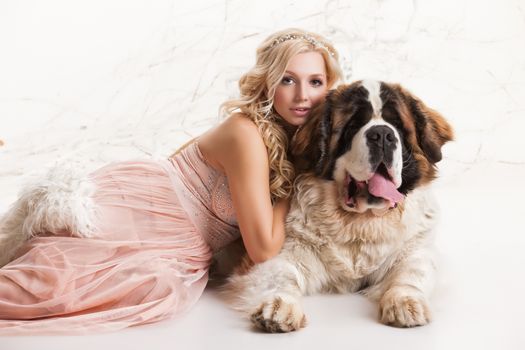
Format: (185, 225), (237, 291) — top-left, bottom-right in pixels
(294, 83), (308, 102)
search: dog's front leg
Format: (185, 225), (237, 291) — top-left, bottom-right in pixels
(226, 255), (307, 333)
(370, 244), (436, 327)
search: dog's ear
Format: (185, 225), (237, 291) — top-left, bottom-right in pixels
(315, 100), (333, 176)
(291, 91), (333, 175)
(397, 86), (454, 163)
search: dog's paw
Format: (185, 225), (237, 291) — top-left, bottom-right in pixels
(379, 287), (431, 327)
(250, 296), (306, 333)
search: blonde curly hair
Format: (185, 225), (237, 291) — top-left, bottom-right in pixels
(221, 28), (343, 201)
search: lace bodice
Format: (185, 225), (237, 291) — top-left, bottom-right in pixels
(168, 142), (239, 251)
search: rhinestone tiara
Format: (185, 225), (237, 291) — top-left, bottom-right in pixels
(269, 34), (335, 57)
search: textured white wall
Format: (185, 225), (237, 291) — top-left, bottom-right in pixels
(2, 1), (524, 200)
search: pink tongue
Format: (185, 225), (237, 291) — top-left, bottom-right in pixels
(368, 173), (404, 204)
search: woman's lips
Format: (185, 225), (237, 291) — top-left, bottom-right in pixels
(290, 108), (310, 117)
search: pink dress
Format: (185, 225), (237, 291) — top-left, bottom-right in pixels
(0, 142), (240, 335)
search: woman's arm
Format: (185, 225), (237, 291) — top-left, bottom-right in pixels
(199, 115), (290, 263)
(270, 197), (290, 256)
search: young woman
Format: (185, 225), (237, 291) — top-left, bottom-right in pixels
(0, 28), (343, 334)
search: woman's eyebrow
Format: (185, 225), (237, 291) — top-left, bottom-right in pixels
(284, 71), (327, 78)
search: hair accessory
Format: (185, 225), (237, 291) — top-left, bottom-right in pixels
(269, 34), (335, 57)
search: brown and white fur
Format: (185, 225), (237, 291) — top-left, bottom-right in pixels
(224, 80), (454, 332)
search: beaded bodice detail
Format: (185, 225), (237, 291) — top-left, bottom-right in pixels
(168, 142), (239, 251)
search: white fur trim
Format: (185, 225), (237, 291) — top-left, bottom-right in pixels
(0, 163), (98, 266)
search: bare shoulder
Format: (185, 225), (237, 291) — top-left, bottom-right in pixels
(216, 114), (267, 169)
(220, 113), (262, 142)
(198, 113), (267, 172)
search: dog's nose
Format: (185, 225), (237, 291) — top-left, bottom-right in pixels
(366, 125), (397, 150)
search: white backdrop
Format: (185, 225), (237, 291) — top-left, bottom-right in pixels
(1, 1), (525, 349)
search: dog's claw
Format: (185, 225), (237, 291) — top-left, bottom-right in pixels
(250, 297), (306, 333)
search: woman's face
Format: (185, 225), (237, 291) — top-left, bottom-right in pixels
(273, 51), (328, 127)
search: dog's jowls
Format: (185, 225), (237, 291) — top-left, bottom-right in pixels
(224, 80), (454, 332)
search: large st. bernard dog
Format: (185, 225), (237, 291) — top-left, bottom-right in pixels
(224, 80), (454, 332)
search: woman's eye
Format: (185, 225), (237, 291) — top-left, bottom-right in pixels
(281, 76), (294, 85)
(311, 79), (324, 87)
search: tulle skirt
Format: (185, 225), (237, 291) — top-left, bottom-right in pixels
(0, 160), (213, 335)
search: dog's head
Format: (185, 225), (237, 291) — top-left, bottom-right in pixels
(292, 80), (453, 214)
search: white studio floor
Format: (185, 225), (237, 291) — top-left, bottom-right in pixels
(2, 161), (524, 350)
(2, 0), (525, 349)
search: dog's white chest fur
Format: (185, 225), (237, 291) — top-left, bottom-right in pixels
(282, 176), (437, 293)
(318, 230), (401, 282)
